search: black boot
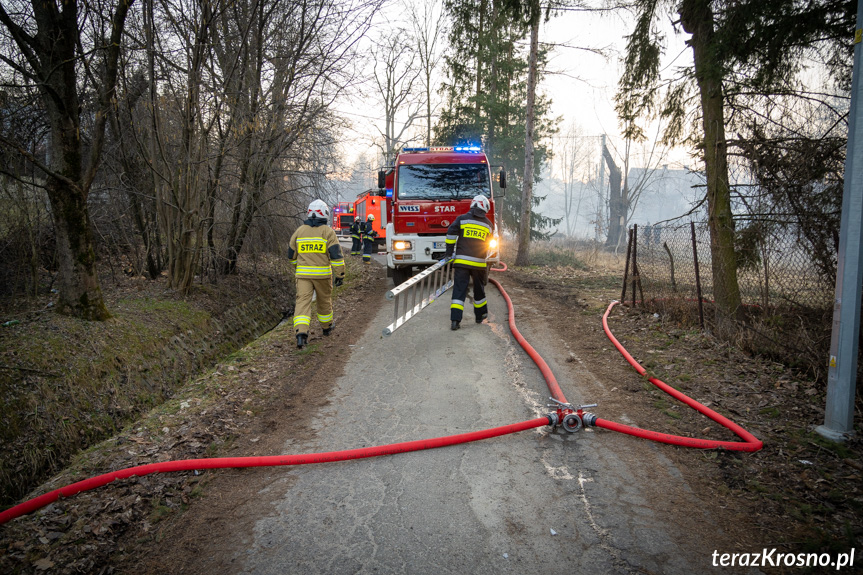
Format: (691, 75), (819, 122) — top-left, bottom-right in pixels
(476, 313), (488, 324)
(323, 323), (334, 336)
(296, 333), (308, 349)
(451, 320), (460, 331)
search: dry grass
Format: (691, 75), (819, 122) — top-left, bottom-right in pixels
(499, 237), (627, 276)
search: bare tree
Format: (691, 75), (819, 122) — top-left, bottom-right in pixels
(408, 0), (447, 147)
(373, 29), (422, 163)
(0, 0), (134, 319)
(212, 0), (378, 273)
(555, 122), (590, 237)
(144, 0), (215, 292)
(605, 128), (671, 251)
(601, 140), (622, 246)
(135, 0), (379, 285)
(619, 137), (670, 234)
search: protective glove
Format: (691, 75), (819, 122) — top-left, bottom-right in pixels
(334, 276), (344, 287)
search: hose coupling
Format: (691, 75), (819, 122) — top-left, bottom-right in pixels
(546, 412), (560, 426)
(561, 413), (583, 433)
(581, 412), (598, 427)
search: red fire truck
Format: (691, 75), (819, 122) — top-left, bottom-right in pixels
(331, 202), (355, 236)
(353, 189), (387, 248)
(379, 145), (505, 285)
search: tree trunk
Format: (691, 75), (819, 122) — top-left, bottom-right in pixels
(680, 0), (743, 330)
(47, 180), (110, 319)
(146, 0), (163, 280)
(45, 74), (109, 318)
(602, 143), (623, 247)
(476, 0), (486, 120)
(156, 0), (212, 292)
(515, 13), (539, 266)
(488, 0), (500, 232)
(0, 0), (125, 320)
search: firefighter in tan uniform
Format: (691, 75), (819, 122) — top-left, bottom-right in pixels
(288, 200), (346, 349)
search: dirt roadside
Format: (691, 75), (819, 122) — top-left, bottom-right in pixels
(1, 257), (861, 574)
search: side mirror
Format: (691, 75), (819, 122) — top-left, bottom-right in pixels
(377, 170), (386, 189)
(499, 169), (507, 189)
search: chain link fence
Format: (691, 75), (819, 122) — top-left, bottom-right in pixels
(625, 221), (835, 381)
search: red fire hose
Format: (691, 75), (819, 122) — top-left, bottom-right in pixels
(0, 418), (549, 525)
(596, 301), (762, 451)
(490, 277), (566, 403)
(491, 274), (761, 453)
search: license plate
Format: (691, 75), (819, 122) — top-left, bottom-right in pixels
(433, 242), (445, 249)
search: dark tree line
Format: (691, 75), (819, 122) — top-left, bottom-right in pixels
(0, 0), (381, 316)
(0, 0), (854, 326)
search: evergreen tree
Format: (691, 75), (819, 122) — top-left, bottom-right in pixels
(436, 0), (560, 238)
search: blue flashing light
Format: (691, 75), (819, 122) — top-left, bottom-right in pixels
(400, 145), (483, 154)
(386, 188), (393, 198)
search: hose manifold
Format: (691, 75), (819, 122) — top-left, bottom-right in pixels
(545, 398), (597, 433)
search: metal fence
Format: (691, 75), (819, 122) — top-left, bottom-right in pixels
(625, 222), (835, 380)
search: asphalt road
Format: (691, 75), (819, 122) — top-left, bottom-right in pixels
(231, 251), (732, 574)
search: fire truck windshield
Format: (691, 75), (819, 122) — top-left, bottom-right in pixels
(397, 164), (490, 201)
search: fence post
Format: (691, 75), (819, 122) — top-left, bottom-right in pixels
(622, 228), (633, 303)
(632, 224), (639, 308)
(691, 222), (705, 329)
(663, 241), (676, 292)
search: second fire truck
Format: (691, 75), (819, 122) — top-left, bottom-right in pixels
(354, 189), (387, 248)
(331, 202), (355, 236)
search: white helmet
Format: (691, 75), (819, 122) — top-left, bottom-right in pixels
(367, 214), (375, 221)
(470, 194), (490, 213)
(307, 199), (329, 220)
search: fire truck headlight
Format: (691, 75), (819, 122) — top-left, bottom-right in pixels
(489, 238), (499, 249)
(394, 240), (412, 251)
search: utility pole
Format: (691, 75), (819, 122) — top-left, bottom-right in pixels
(816, 0), (863, 442)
